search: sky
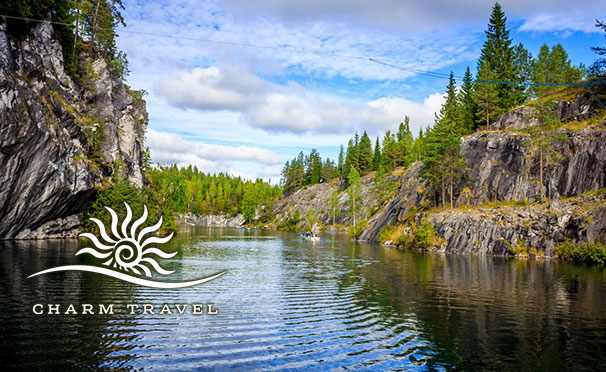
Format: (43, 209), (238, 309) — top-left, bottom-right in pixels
(116, 0), (605, 183)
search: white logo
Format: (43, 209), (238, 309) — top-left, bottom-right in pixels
(28, 203), (225, 288)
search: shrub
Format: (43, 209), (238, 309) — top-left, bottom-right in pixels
(378, 223), (404, 244)
(412, 221), (436, 249)
(397, 219), (439, 249)
(506, 237), (528, 256)
(555, 239), (606, 266)
(349, 219), (366, 239)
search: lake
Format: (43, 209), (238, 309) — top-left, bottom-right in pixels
(1, 227), (606, 371)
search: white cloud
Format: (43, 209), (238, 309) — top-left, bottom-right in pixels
(119, 0), (480, 86)
(116, 0), (602, 181)
(153, 65), (267, 111)
(519, 12), (604, 33)
(155, 65), (443, 135)
(147, 129), (284, 170)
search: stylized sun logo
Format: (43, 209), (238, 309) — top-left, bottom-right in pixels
(77, 203), (175, 277)
(28, 202), (226, 288)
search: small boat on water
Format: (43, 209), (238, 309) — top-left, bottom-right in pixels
(299, 232), (321, 241)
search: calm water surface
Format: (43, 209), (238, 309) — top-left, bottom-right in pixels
(1, 227), (606, 371)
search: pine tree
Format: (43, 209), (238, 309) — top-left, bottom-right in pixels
(532, 43), (585, 97)
(476, 2), (517, 115)
(343, 139), (355, 181)
(304, 148), (322, 185)
(381, 131), (398, 171)
(458, 67), (477, 134)
(358, 131), (373, 175)
(421, 75), (467, 210)
(436, 72), (460, 133)
(512, 43), (532, 102)
(372, 136), (382, 171)
(475, 62), (499, 127)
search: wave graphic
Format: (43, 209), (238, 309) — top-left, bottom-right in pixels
(28, 265), (226, 288)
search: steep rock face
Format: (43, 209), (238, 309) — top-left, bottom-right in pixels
(359, 113), (606, 248)
(424, 193), (606, 256)
(0, 22), (147, 239)
(457, 123), (606, 205)
(358, 163), (427, 242)
(490, 94), (601, 130)
(272, 173), (397, 229)
(177, 213), (245, 227)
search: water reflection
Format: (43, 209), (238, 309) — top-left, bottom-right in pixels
(1, 228), (605, 371)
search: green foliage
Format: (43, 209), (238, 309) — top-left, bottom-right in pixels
(348, 219), (366, 239)
(532, 43), (585, 97)
(1, 0), (77, 73)
(474, 61), (500, 127)
(343, 136), (359, 181)
(284, 209), (301, 229)
(337, 145), (345, 177)
(1, 0), (131, 79)
(412, 221), (437, 249)
(107, 50), (129, 78)
(147, 164), (281, 221)
(281, 149), (337, 195)
(372, 166), (396, 205)
(475, 2), (521, 115)
(555, 239), (606, 266)
(84, 162), (177, 234)
(506, 237), (528, 256)
(358, 131), (373, 174)
(421, 72), (467, 210)
(458, 66), (478, 133)
(398, 220), (438, 249)
(372, 136), (382, 171)
(76, 57), (100, 91)
(305, 208), (316, 230)
(381, 130), (398, 171)
(82, 116), (104, 165)
(525, 100), (568, 198)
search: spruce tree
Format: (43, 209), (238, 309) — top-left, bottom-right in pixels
(381, 131), (398, 171)
(358, 131), (373, 175)
(476, 2), (517, 115)
(436, 72), (460, 133)
(475, 62), (499, 127)
(512, 43), (533, 102)
(532, 43), (585, 97)
(458, 67), (477, 134)
(338, 145), (345, 177)
(372, 137), (382, 171)
(343, 139), (358, 181)
(422, 75), (467, 210)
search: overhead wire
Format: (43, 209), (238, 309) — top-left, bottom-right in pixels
(2, 13), (606, 94)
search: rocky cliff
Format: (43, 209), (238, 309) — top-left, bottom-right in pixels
(272, 170), (401, 231)
(271, 94), (606, 258)
(177, 213), (245, 227)
(360, 96), (606, 256)
(0, 22), (147, 239)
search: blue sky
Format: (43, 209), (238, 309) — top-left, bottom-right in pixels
(116, 0), (605, 182)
